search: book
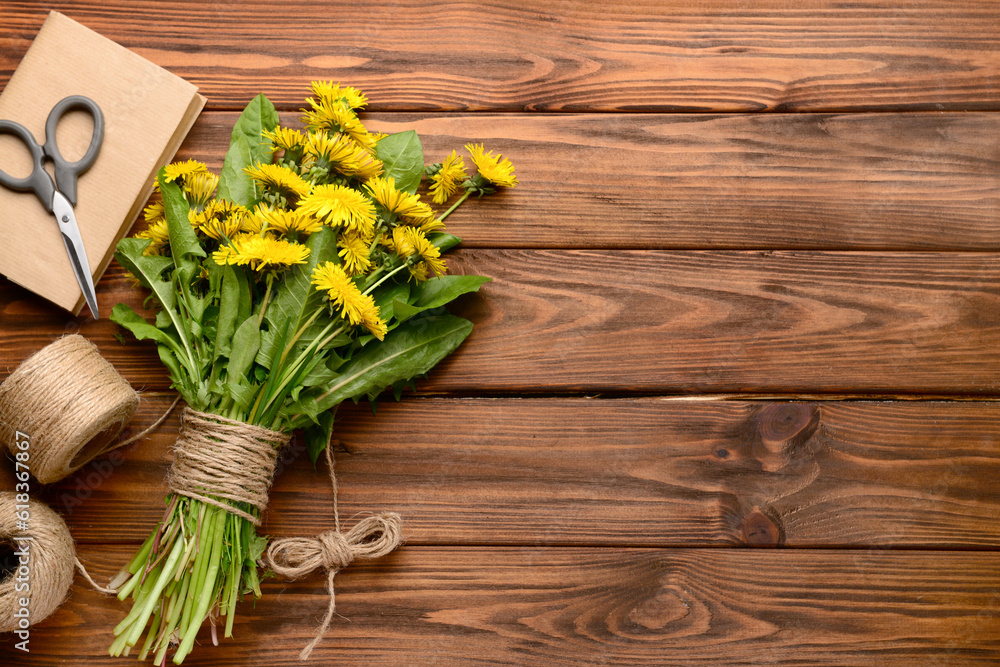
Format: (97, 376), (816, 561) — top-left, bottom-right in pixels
(0, 11), (206, 315)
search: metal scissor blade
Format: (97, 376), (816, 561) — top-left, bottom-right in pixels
(51, 192), (99, 318)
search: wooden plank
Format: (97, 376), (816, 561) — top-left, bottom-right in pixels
(172, 111), (1000, 251)
(1, 545), (997, 665)
(9, 396), (1000, 549)
(4, 251), (1000, 395)
(3, 2), (1000, 112)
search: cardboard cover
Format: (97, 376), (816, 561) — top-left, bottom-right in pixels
(0, 12), (206, 315)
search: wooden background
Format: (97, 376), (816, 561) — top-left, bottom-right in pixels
(2, 1), (1000, 664)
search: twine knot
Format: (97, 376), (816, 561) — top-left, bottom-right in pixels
(266, 514), (403, 579)
(263, 442), (403, 660)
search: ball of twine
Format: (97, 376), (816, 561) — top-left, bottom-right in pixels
(0, 492), (75, 632)
(0, 335), (139, 484)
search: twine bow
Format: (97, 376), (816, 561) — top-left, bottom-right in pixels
(262, 443), (403, 660)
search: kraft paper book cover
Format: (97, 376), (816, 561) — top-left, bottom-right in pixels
(0, 11), (206, 315)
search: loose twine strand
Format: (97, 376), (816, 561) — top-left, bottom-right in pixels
(262, 443), (403, 660)
(73, 396), (182, 596)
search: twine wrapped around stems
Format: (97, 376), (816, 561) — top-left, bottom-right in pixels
(167, 408), (404, 659)
(167, 408), (290, 524)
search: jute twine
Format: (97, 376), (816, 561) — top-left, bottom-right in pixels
(263, 443), (403, 660)
(0, 335), (139, 484)
(168, 408), (290, 524)
(0, 493), (75, 632)
(168, 407), (403, 660)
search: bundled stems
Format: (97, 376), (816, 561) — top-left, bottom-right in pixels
(110, 497), (261, 664)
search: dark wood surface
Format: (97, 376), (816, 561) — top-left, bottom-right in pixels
(2, 1), (1000, 664)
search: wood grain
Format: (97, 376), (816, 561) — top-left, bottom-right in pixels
(168, 111), (1000, 250)
(1, 545), (997, 665)
(5, 251), (1000, 395)
(3, 1), (999, 112)
(1, 396), (994, 549)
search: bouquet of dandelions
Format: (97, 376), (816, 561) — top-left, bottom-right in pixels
(106, 81), (516, 664)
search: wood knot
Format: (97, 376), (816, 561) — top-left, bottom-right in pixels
(749, 403), (820, 471)
(757, 403), (818, 451)
(742, 507), (783, 547)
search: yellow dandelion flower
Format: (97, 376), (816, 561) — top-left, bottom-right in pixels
(217, 235), (310, 271)
(408, 262), (430, 282)
(311, 262), (372, 326)
(200, 214), (244, 241)
(163, 159), (209, 184)
(212, 233), (252, 266)
(309, 81), (367, 110)
(244, 163), (311, 202)
(392, 226), (446, 277)
(135, 219), (170, 256)
(301, 98), (376, 151)
(297, 184), (376, 235)
(465, 143), (518, 188)
(240, 211), (264, 234)
(184, 171), (219, 209)
(194, 199), (250, 239)
(370, 131), (388, 144)
(262, 126), (307, 153)
(429, 151), (468, 204)
(402, 206), (437, 231)
(304, 132), (383, 180)
(364, 176), (432, 222)
(360, 301), (387, 340)
(419, 217), (447, 234)
(253, 206), (323, 235)
(391, 225), (416, 259)
(338, 231), (373, 276)
(143, 200), (164, 223)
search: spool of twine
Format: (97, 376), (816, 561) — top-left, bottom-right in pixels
(0, 335), (139, 484)
(0, 493), (75, 632)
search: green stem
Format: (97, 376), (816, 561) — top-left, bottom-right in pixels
(438, 189), (471, 222)
(256, 318), (344, 421)
(224, 521), (242, 638)
(109, 626), (130, 657)
(116, 564), (146, 602)
(171, 274), (200, 378)
(155, 569), (191, 664)
(123, 537), (186, 647)
(137, 603), (163, 661)
(258, 274), (274, 327)
(174, 509), (227, 663)
(279, 308), (323, 366)
(364, 261), (410, 295)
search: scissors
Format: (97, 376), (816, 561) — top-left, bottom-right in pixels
(0, 95), (104, 318)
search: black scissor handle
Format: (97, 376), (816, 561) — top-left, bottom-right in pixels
(43, 95), (104, 207)
(0, 119), (55, 211)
